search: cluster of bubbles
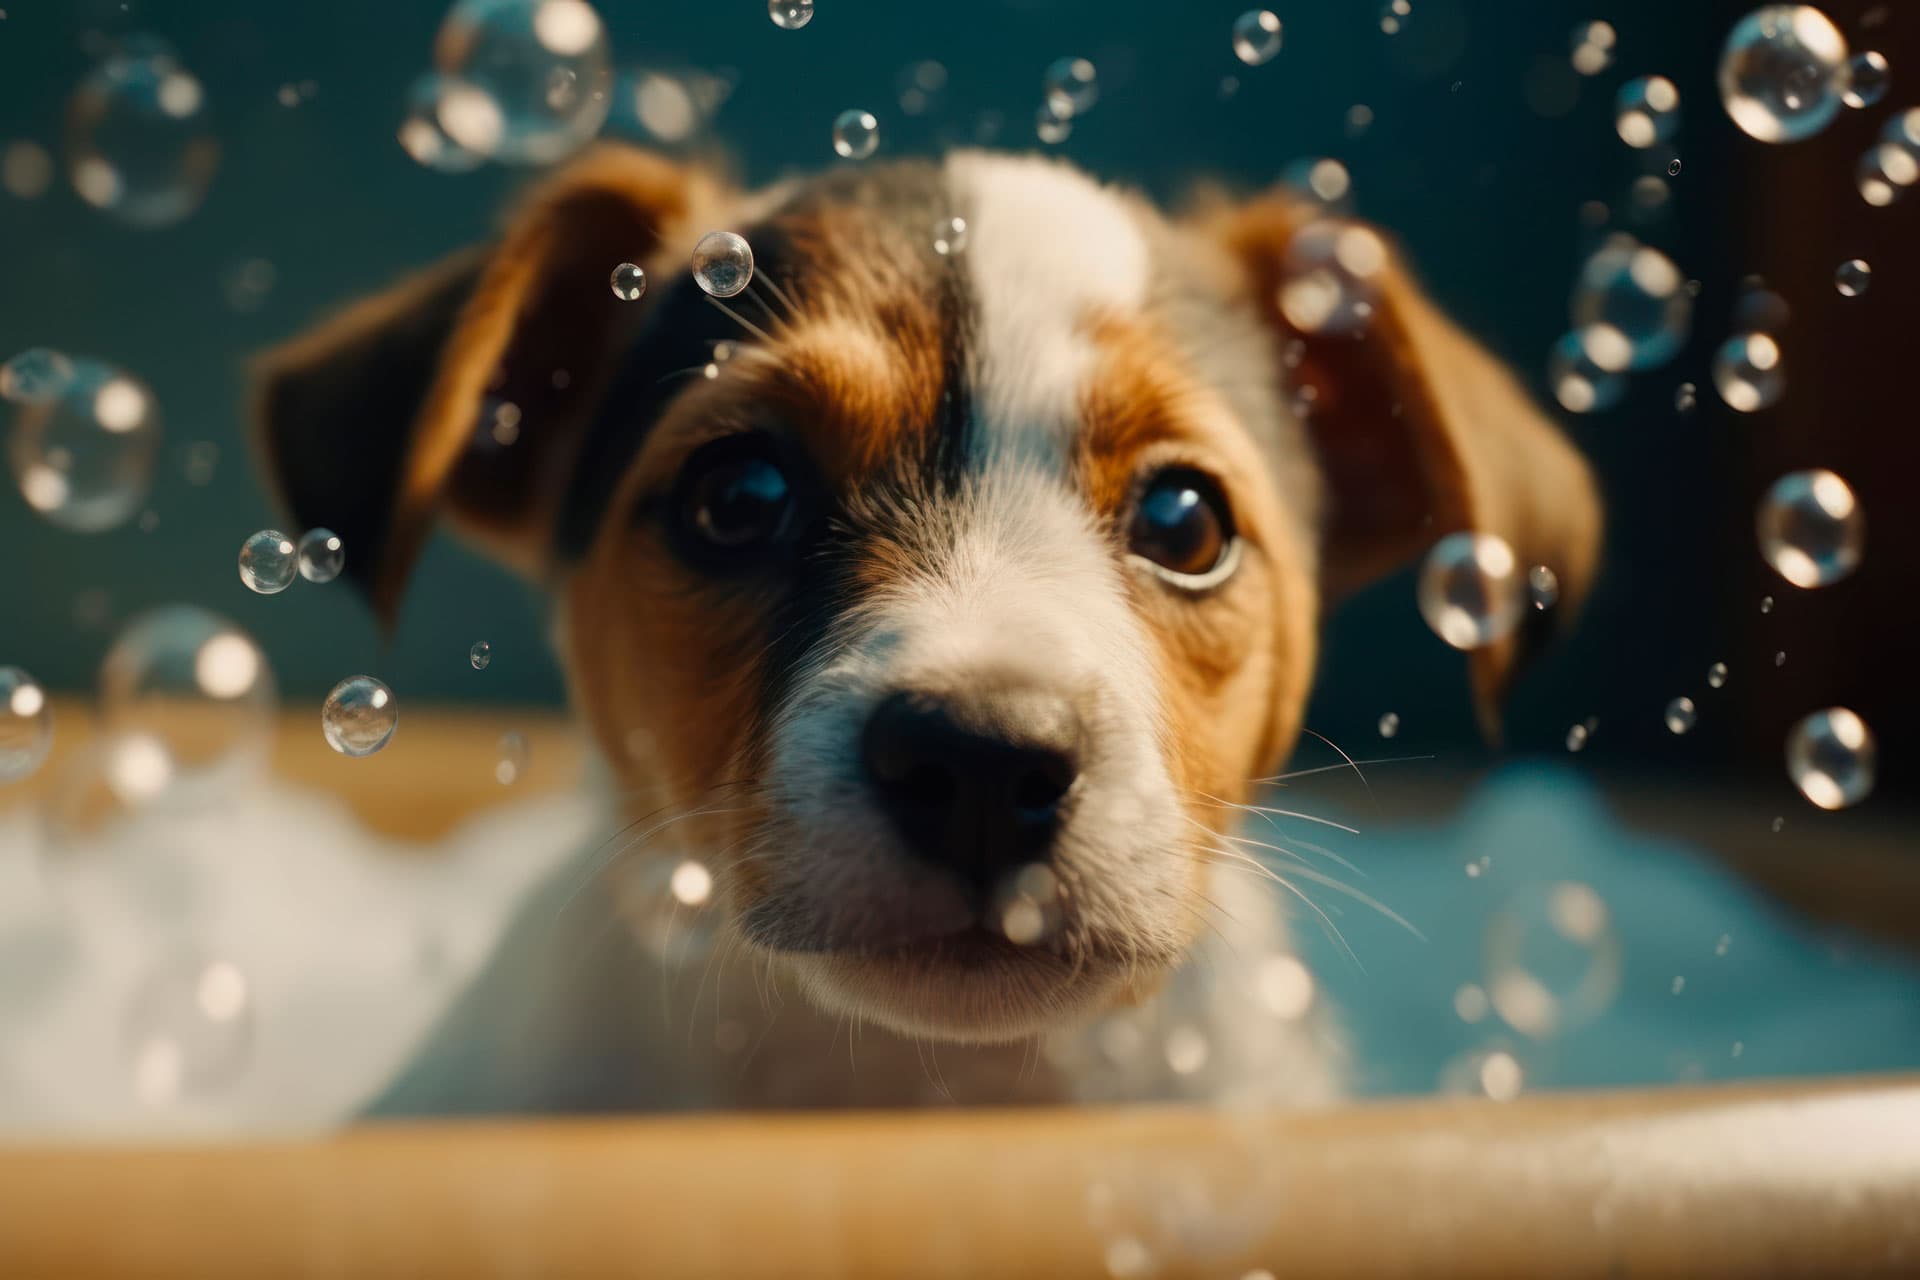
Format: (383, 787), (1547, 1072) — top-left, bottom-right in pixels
(3, 349), (160, 534)
(237, 528), (344, 593)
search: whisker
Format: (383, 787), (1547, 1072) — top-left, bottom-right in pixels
(1298, 727), (1375, 808)
(703, 294), (775, 344)
(757, 273), (800, 319)
(1250, 754), (1435, 785)
(1194, 790), (1360, 835)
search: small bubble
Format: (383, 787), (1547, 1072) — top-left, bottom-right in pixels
(1232, 9), (1283, 67)
(1760, 594), (1775, 613)
(1711, 332), (1785, 412)
(1378, 711), (1400, 739)
(1417, 531), (1524, 651)
(1615, 75), (1681, 149)
(1570, 21), (1617, 76)
(0, 666), (54, 782)
(1453, 983), (1490, 1022)
(296, 528), (343, 583)
(1774, 650), (1787, 667)
(321, 675), (397, 757)
(1674, 381), (1698, 413)
(1566, 723), (1590, 752)
(1571, 238), (1691, 373)
(1841, 51), (1889, 109)
(1786, 707), (1875, 809)
(830, 107), (878, 159)
(1668, 157), (1682, 176)
(494, 730), (529, 785)
(1756, 468), (1864, 588)
(1833, 258), (1871, 297)
(237, 530), (297, 594)
(1855, 141), (1914, 207)
(1035, 101), (1071, 145)
(691, 230), (753, 298)
(1549, 330), (1625, 413)
(1671, 975), (1686, 995)
(1665, 696), (1697, 735)
(1527, 563), (1560, 610)
(1278, 219), (1389, 336)
(123, 954), (253, 1104)
(1041, 57), (1098, 119)
(1771, 815), (1785, 832)
(1716, 5), (1848, 143)
(767, 0), (813, 29)
(931, 214), (968, 256)
(1345, 103), (1374, 137)
(1715, 933), (1732, 956)
(470, 640), (492, 670)
(609, 261), (647, 301)
(1164, 1025), (1210, 1075)
(1707, 661), (1728, 689)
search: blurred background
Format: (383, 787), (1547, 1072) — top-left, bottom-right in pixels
(1, 0), (1916, 1124)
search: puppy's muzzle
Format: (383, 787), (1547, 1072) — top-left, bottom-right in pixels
(860, 683), (1085, 897)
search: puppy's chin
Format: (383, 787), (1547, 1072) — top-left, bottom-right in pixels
(779, 940), (1136, 1044)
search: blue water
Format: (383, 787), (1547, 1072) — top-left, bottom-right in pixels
(1299, 767), (1920, 1096)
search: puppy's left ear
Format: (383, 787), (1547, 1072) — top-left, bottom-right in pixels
(1207, 192), (1603, 737)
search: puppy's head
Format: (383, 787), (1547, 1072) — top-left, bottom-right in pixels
(257, 145), (1598, 1043)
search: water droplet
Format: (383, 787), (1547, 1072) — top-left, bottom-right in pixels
(607, 261), (647, 302)
(1786, 707), (1876, 809)
(1570, 21), (1617, 76)
(830, 107), (878, 159)
(768, 0), (813, 29)
(1571, 238), (1691, 372)
(4, 356), (159, 532)
(0, 666), (54, 782)
(1278, 219), (1388, 336)
(433, 0), (612, 165)
(1717, 5), (1849, 143)
(470, 640), (492, 670)
(1833, 258), (1871, 296)
(321, 675), (398, 757)
(1665, 696), (1698, 735)
(1232, 10), (1283, 67)
(1711, 332), (1785, 412)
(494, 730), (529, 784)
(1707, 661), (1728, 688)
(1615, 75), (1681, 148)
(1841, 50), (1889, 108)
(66, 48), (219, 227)
(397, 72), (484, 173)
(1417, 531), (1524, 651)
(1756, 468), (1864, 588)
(1674, 381), (1698, 413)
(1548, 330), (1625, 413)
(931, 215), (968, 256)
(1041, 57), (1098, 119)
(691, 230), (753, 298)
(1378, 711), (1400, 738)
(1566, 723), (1590, 752)
(1527, 564), (1560, 610)
(1486, 880), (1620, 1037)
(296, 528), (344, 583)
(123, 953), (253, 1104)
(237, 530), (297, 594)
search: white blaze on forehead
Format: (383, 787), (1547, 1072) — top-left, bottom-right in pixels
(945, 152), (1151, 467)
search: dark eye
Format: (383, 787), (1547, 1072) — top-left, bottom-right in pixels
(674, 437), (796, 563)
(1128, 468), (1236, 584)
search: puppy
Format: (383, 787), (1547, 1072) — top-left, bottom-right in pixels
(255, 146), (1598, 1111)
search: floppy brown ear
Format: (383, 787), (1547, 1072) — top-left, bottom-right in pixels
(253, 144), (718, 621)
(1208, 192), (1603, 736)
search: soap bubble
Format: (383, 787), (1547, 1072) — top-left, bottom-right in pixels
(1833, 258), (1871, 296)
(1708, 661), (1729, 688)
(1232, 9), (1283, 66)
(1841, 51), (1888, 108)
(1379, 0), (1411, 36)
(1664, 696), (1697, 735)
(1717, 5), (1849, 143)
(123, 953), (253, 1104)
(5, 357), (160, 533)
(691, 230), (753, 298)
(1755, 468), (1863, 588)
(1615, 75), (1681, 147)
(1565, 723), (1590, 752)
(1042, 57), (1098, 119)
(1278, 220), (1387, 336)
(0, 348), (75, 405)
(1571, 238), (1690, 372)
(1675, 381), (1698, 413)
(1570, 21), (1617, 76)
(1712, 332), (1785, 412)
(1377, 712), (1400, 739)
(830, 107), (878, 159)
(1035, 101), (1072, 145)
(768, 0), (813, 30)
(470, 640), (492, 670)
(931, 215), (968, 256)
(433, 0), (612, 165)
(1786, 707), (1875, 810)
(321, 676), (398, 758)
(1438, 1047), (1526, 1100)
(1, 666), (54, 783)
(895, 59), (948, 117)
(397, 72), (485, 173)
(494, 730), (530, 784)
(1527, 564), (1560, 611)
(65, 48), (219, 227)
(1417, 531), (1524, 651)
(1856, 140), (1917, 206)
(1548, 330), (1625, 413)
(296, 528), (344, 584)
(610, 261), (647, 301)
(1278, 157), (1353, 211)
(99, 607), (275, 796)
(237, 530), (297, 594)
(1486, 881), (1622, 1037)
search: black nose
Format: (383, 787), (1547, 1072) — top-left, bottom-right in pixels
(861, 686), (1085, 892)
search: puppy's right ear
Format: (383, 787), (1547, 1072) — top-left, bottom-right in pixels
(253, 144), (716, 622)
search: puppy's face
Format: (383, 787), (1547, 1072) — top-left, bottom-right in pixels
(258, 147), (1598, 1044)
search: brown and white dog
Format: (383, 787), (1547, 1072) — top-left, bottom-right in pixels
(256, 146), (1598, 1111)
